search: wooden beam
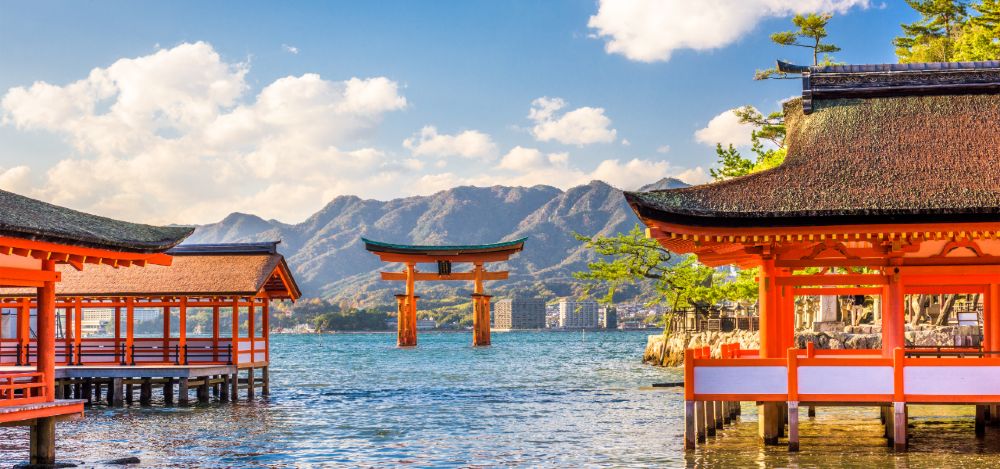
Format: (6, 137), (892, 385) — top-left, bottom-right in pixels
(792, 287), (884, 296)
(373, 252), (514, 263)
(776, 274), (887, 287)
(380, 271), (509, 281)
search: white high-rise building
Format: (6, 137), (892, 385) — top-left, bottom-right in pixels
(558, 299), (599, 329)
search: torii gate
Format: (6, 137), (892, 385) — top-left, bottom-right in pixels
(363, 238), (526, 347)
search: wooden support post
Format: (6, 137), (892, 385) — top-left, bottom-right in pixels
(262, 366), (270, 396)
(95, 381), (103, 404)
(758, 403), (781, 445)
(140, 379), (152, 406)
(992, 405), (1000, 427)
(178, 378), (189, 405)
(723, 401), (732, 425)
(808, 406), (816, 418)
(230, 372), (239, 401)
(54, 381), (64, 399)
(247, 367), (256, 400)
(684, 400), (696, 450)
(706, 401), (716, 436)
(882, 270), (904, 358)
(29, 417), (56, 465)
(82, 378), (92, 405)
(179, 297), (187, 365)
(977, 405), (987, 437)
(37, 261), (57, 401)
(221, 375), (230, 403)
(696, 401), (707, 443)
(126, 298), (135, 364)
(398, 262), (419, 347)
(212, 375), (220, 398)
(125, 382), (134, 405)
(163, 378), (174, 405)
(198, 378), (209, 403)
(715, 399), (724, 429)
(471, 293), (492, 347)
(112, 378), (124, 407)
(788, 401), (800, 452)
(893, 402), (907, 451)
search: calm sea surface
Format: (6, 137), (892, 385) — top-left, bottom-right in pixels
(0, 331), (998, 467)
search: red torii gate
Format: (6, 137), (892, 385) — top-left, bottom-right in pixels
(363, 238), (526, 347)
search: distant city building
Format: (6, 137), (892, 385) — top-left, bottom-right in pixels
(494, 297), (546, 330)
(558, 299), (599, 329)
(599, 306), (618, 330)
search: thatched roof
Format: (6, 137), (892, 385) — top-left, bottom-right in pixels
(3, 242), (300, 299)
(626, 62), (1000, 228)
(0, 189), (192, 252)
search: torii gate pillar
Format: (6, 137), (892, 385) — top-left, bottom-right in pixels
(472, 294), (492, 346)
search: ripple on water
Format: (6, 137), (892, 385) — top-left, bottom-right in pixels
(2, 332), (1000, 467)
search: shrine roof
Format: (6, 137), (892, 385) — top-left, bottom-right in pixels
(362, 238), (526, 256)
(0, 189), (192, 253)
(626, 61), (1000, 229)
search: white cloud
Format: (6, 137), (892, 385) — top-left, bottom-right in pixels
(1, 41), (409, 224)
(656, 144), (671, 154)
(403, 126), (498, 159)
(282, 44), (299, 55)
(528, 97), (616, 146)
(588, 0), (869, 63)
(621, 138), (631, 146)
(694, 108), (756, 147)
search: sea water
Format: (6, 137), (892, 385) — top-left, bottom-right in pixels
(0, 332), (997, 467)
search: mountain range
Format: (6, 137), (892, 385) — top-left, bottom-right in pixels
(186, 178), (689, 306)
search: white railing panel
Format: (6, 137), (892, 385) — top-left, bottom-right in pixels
(694, 366), (787, 395)
(799, 366), (893, 395)
(906, 366), (1000, 396)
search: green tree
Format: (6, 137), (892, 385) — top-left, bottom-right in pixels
(953, 0), (1000, 59)
(756, 13), (841, 80)
(895, 0), (970, 62)
(710, 106), (788, 181)
(574, 225), (758, 334)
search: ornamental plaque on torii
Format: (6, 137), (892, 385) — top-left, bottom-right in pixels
(362, 238), (526, 347)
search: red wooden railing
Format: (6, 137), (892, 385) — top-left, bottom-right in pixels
(0, 372), (46, 406)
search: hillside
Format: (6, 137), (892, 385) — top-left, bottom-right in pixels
(186, 178), (689, 307)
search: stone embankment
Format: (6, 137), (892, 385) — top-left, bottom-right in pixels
(644, 324), (983, 367)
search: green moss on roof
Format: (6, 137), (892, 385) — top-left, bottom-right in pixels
(0, 190), (193, 252)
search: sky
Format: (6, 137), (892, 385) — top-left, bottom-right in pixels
(0, 0), (916, 225)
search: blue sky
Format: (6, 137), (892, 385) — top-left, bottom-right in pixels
(0, 1), (914, 224)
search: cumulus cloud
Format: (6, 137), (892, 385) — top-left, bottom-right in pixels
(528, 97), (616, 146)
(282, 44), (299, 55)
(656, 144), (671, 154)
(588, 0), (869, 62)
(694, 108), (756, 147)
(1, 41), (409, 223)
(403, 126), (498, 159)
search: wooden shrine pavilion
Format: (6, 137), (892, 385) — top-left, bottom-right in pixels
(625, 61), (1000, 452)
(0, 241), (300, 406)
(363, 238), (525, 346)
(0, 189), (192, 465)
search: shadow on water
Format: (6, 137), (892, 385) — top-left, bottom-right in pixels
(0, 332), (999, 467)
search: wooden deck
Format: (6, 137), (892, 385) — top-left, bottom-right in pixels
(0, 399), (84, 425)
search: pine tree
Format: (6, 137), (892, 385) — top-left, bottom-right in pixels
(755, 13), (841, 80)
(894, 0), (969, 62)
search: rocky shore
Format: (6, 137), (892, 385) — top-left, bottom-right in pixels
(643, 324), (983, 367)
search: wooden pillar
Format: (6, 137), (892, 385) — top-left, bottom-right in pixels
(179, 298), (187, 365)
(990, 284), (1000, 354)
(125, 382), (133, 405)
(780, 271), (796, 351)
(179, 378), (190, 405)
(683, 348), (696, 450)
(395, 293), (418, 348)
(231, 298), (240, 366)
(472, 293), (491, 347)
(247, 367), (255, 400)
(977, 405), (987, 437)
(262, 366), (270, 396)
(18, 299), (29, 365)
(114, 305), (121, 357)
(163, 378), (174, 405)
(82, 379), (92, 405)
(29, 417), (55, 465)
(212, 305), (220, 362)
(126, 298), (135, 364)
(882, 269), (904, 358)
(73, 297), (82, 364)
(808, 406), (816, 418)
(230, 372), (239, 401)
(112, 378), (124, 407)
(893, 402), (907, 451)
(248, 302), (255, 363)
(139, 378), (152, 405)
(757, 257), (781, 444)
(37, 260), (56, 401)
(221, 374), (230, 403)
(162, 304), (170, 362)
(696, 400), (707, 443)
(706, 401), (716, 436)
(263, 301), (270, 363)
(715, 398), (724, 429)
(198, 378), (210, 403)
(788, 401), (800, 452)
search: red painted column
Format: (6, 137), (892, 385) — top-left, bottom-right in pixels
(36, 260), (56, 401)
(780, 268), (796, 352)
(881, 268), (905, 358)
(758, 257), (780, 358)
(990, 284), (1000, 353)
